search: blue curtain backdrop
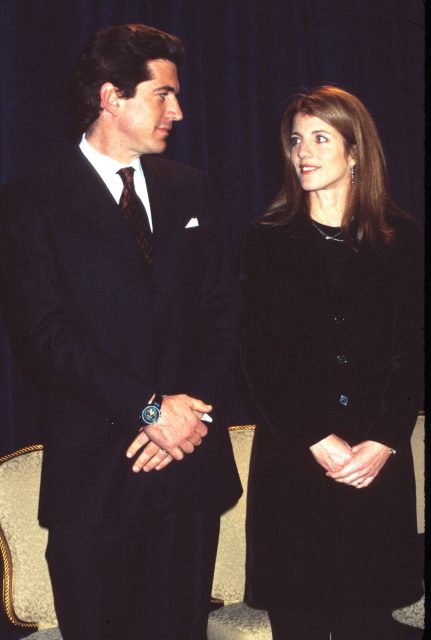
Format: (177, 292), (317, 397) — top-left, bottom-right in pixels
(0, 0), (425, 454)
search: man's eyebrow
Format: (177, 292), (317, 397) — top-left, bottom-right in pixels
(153, 84), (178, 93)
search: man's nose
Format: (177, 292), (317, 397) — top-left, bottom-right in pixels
(169, 96), (183, 121)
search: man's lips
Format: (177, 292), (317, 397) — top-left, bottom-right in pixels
(157, 125), (172, 135)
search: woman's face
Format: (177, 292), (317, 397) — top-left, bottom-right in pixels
(290, 112), (355, 196)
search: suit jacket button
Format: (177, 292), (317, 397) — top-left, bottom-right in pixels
(334, 315), (345, 324)
(336, 354), (348, 364)
(339, 394), (349, 406)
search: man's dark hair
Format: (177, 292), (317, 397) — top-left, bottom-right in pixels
(69, 23), (186, 139)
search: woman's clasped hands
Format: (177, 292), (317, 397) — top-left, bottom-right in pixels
(309, 434), (393, 489)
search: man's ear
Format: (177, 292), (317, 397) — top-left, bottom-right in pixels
(99, 83), (121, 115)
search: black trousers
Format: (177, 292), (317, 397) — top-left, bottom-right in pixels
(46, 496), (220, 640)
(267, 606), (423, 640)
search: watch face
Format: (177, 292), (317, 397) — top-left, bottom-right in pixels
(141, 405), (160, 424)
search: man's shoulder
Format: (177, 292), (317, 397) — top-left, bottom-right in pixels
(0, 147), (100, 224)
(4, 146), (88, 192)
(141, 154), (207, 186)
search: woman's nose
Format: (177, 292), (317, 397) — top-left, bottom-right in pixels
(297, 141), (312, 158)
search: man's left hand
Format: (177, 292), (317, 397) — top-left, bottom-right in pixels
(326, 440), (392, 488)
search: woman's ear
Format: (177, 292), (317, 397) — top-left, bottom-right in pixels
(349, 143), (358, 165)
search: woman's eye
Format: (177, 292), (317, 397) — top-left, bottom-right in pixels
(290, 137), (300, 146)
(316, 134), (328, 143)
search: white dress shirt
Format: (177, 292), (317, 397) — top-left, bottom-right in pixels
(79, 135), (153, 230)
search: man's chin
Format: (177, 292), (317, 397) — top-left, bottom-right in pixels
(147, 139), (168, 155)
(139, 145), (165, 156)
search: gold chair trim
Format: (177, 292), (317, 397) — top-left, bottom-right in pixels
(228, 424), (256, 431)
(0, 444), (43, 629)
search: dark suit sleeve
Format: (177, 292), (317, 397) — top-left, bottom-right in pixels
(0, 182), (151, 435)
(362, 220), (423, 450)
(181, 179), (240, 411)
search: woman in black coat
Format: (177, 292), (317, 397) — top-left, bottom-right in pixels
(241, 85), (423, 640)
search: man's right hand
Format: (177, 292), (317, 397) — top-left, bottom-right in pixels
(126, 394), (211, 472)
(127, 430), (174, 473)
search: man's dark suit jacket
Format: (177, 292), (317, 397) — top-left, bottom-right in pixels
(0, 147), (242, 530)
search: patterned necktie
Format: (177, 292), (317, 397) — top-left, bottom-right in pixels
(117, 167), (152, 265)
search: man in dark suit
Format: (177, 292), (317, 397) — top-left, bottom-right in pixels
(0, 24), (241, 640)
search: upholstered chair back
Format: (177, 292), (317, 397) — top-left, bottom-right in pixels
(0, 446), (59, 637)
(211, 426), (254, 605)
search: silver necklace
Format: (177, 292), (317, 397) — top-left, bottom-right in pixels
(311, 220), (344, 242)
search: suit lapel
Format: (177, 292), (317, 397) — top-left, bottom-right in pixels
(143, 159), (181, 260)
(64, 149), (150, 276)
(141, 157), (184, 310)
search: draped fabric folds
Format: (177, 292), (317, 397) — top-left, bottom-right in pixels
(0, 0), (424, 453)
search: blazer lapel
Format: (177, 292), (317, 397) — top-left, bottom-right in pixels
(64, 149), (150, 275)
(141, 157), (184, 309)
(143, 161), (180, 259)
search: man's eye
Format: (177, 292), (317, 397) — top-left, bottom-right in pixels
(157, 93), (168, 101)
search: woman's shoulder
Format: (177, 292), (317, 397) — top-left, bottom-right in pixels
(380, 211), (423, 284)
(242, 218), (288, 277)
(385, 205), (419, 231)
(242, 216), (311, 280)
(244, 218), (275, 248)
(386, 210), (422, 253)
(244, 218), (293, 258)
(246, 214), (308, 241)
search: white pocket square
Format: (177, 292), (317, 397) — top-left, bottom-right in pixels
(185, 217), (199, 228)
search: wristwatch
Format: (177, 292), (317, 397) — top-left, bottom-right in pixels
(139, 394), (163, 425)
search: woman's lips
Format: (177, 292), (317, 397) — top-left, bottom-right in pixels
(300, 165), (319, 174)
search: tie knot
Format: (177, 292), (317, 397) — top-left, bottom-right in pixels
(117, 167), (135, 186)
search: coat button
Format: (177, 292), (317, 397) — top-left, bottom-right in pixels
(336, 354), (348, 364)
(339, 394), (349, 406)
(334, 315), (345, 324)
